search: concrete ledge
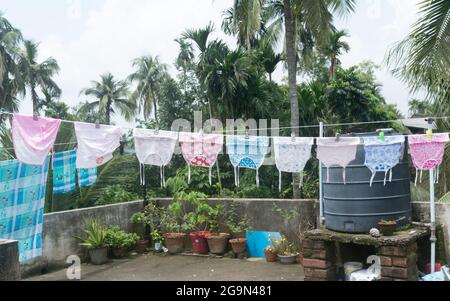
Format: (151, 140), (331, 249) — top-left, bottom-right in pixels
(0, 239), (20, 281)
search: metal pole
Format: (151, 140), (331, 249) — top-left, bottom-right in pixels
(427, 118), (436, 273)
(319, 122), (325, 225)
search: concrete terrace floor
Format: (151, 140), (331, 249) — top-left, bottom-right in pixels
(26, 253), (305, 281)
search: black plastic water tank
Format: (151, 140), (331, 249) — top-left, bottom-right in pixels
(323, 139), (412, 233)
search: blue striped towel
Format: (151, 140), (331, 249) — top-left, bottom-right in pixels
(78, 168), (97, 187)
(52, 150), (77, 194)
(0, 157), (50, 262)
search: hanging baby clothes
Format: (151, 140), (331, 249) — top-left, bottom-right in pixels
(179, 132), (224, 185)
(408, 133), (449, 185)
(316, 137), (360, 184)
(363, 135), (405, 187)
(77, 168), (97, 187)
(0, 157), (50, 262)
(226, 135), (270, 187)
(12, 114), (61, 165)
(74, 122), (121, 169)
(134, 128), (178, 187)
(52, 150), (77, 194)
(273, 137), (314, 192)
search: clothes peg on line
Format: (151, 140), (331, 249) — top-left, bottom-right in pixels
(33, 112), (39, 121)
(95, 120), (100, 129)
(379, 130), (385, 142)
(335, 133), (341, 142)
(291, 132), (296, 142)
(245, 127), (250, 139)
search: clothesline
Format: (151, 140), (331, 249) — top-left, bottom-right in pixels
(1, 110), (450, 134)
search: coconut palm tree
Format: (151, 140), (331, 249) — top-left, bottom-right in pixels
(224, 0), (355, 198)
(0, 12), (23, 117)
(18, 40), (61, 115)
(128, 55), (167, 123)
(322, 29), (350, 79)
(174, 38), (195, 94)
(81, 73), (135, 125)
(182, 23), (217, 119)
(387, 0), (450, 115)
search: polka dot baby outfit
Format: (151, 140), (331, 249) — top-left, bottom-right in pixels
(273, 137), (313, 191)
(179, 132), (224, 185)
(316, 137), (360, 184)
(363, 135), (405, 187)
(133, 128), (178, 187)
(408, 133), (449, 185)
(226, 135), (270, 187)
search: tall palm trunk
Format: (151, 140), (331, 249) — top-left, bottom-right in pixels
(284, 0), (301, 199)
(329, 54), (336, 80)
(31, 84), (39, 115)
(105, 98), (112, 125)
(150, 82), (159, 125)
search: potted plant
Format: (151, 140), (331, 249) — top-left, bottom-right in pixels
(205, 204), (230, 255)
(160, 209), (186, 254)
(274, 236), (299, 264)
(105, 226), (139, 258)
(378, 220), (397, 236)
(169, 191), (211, 255)
(226, 206), (252, 255)
(151, 230), (163, 253)
(76, 220), (108, 265)
(130, 212), (149, 254)
(264, 238), (278, 262)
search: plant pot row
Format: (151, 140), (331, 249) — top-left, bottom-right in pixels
(164, 231), (247, 255)
(264, 248), (300, 265)
(87, 239), (150, 265)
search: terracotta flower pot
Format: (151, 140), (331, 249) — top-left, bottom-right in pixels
(135, 239), (149, 254)
(378, 221), (397, 236)
(190, 231), (210, 254)
(163, 233), (186, 254)
(206, 233), (230, 255)
(229, 238), (247, 254)
(264, 248), (277, 262)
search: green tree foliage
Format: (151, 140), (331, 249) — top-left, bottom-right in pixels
(81, 73), (135, 125)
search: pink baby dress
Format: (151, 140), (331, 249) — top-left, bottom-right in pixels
(12, 114), (62, 165)
(408, 133), (449, 185)
(179, 132), (224, 185)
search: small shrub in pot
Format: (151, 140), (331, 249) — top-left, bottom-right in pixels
(273, 236), (299, 264)
(104, 226), (139, 258)
(76, 220), (108, 265)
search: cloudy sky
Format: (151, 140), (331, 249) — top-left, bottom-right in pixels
(2, 0), (420, 126)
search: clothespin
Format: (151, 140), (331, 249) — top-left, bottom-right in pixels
(199, 129), (204, 137)
(335, 133), (341, 142)
(379, 130), (385, 142)
(33, 112), (39, 121)
(154, 126), (160, 135)
(426, 129), (433, 139)
(245, 127), (250, 139)
(426, 118), (434, 140)
(95, 119), (100, 129)
(291, 132), (296, 142)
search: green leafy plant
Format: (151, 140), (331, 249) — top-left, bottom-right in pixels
(76, 220), (108, 249)
(225, 202), (252, 235)
(272, 236), (298, 256)
(95, 185), (139, 206)
(130, 212), (147, 226)
(150, 230), (163, 243)
(104, 226), (139, 249)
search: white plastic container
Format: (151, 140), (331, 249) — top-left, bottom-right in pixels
(344, 262), (363, 281)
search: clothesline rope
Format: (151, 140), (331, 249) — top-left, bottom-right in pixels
(1, 110), (450, 134)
